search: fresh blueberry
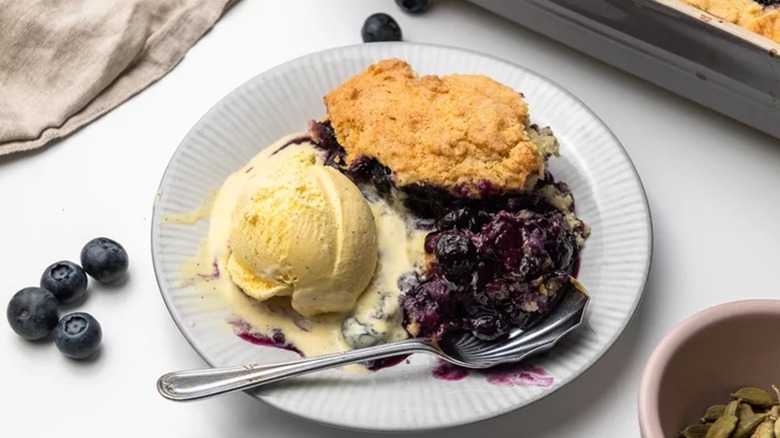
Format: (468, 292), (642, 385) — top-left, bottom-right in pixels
(469, 313), (509, 340)
(40, 261), (88, 304)
(439, 207), (490, 232)
(80, 237), (128, 283)
(54, 312), (102, 359)
(361, 13), (402, 43)
(434, 230), (476, 280)
(6, 287), (58, 340)
(395, 0), (428, 13)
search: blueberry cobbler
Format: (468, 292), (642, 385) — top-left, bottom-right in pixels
(187, 59), (589, 364)
(314, 59), (590, 342)
(680, 0), (780, 43)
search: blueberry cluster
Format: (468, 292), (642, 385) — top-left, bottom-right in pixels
(396, 177), (584, 340)
(405, 201), (580, 340)
(6, 237), (128, 359)
(309, 120), (587, 341)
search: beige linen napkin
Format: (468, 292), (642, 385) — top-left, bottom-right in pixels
(0, 0), (237, 155)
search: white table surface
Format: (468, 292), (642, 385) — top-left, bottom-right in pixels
(2, 0), (778, 436)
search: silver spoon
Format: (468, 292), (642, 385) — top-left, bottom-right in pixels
(157, 277), (589, 401)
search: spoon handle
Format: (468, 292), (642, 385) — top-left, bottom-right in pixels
(157, 338), (437, 401)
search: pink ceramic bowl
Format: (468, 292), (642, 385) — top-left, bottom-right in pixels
(639, 300), (780, 438)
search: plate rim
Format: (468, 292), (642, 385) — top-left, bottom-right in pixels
(151, 41), (654, 432)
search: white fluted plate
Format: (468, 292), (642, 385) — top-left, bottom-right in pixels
(152, 43), (652, 432)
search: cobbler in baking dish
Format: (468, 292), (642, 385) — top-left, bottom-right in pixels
(682, 0), (780, 42)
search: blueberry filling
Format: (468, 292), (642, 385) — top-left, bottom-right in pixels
(309, 120), (588, 341)
(405, 205), (580, 341)
(347, 156), (394, 198)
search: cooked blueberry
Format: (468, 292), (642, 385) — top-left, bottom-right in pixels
(309, 120), (348, 168)
(439, 208), (471, 230)
(271, 330), (286, 346)
(309, 120), (342, 153)
(439, 207), (489, 232)
(54, 312), (102, 359)
(434, 230), (476, 280)
(347, 156), (373, 181)
(756, 0), (780, 6)
(342, 316), (382, 349)
(80, 237), (128, 283)
(40, 261), (87, 304)
(402, 287), (442, 335)
(395, 0), (428, 13)
(369, 165), (393, 196)
(475, 211), (524, 266)
(361, 13), (402, 43)
(423, 231), (441, 253)
(469, 313), (509, 340)
(7, 287), (58, 340)
(419, 278), (451, 304)
(347, 156), (394, 197)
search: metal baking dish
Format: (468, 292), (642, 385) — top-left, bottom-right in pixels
(467, 0), (780, 139)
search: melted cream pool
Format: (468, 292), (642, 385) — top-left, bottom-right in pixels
(176, 134), (427, 360)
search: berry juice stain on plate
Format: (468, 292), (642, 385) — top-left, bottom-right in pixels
(482, 364), (554, 388)
(432, 361), (469, 381)
(431, 360), (553, 387)
(230, 319), (303, 357)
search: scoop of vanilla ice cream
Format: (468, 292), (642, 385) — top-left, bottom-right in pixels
(226, 150), (378, 316)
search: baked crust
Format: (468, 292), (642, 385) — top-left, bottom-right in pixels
(681, 0), (762, 26)
(747, 10), (780, 42)
(681, 0), (780, 43)
(324, 59), (552, 196)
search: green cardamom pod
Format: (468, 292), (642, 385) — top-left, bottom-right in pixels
(680, 423), (711, 438)
(750, 419), (774, 438)
(732, 388), (776, 408)
(739, 403), (757, 422)
(726, 399), (742, 416)
(734, 413), (770, 438)
(774, 416), (780, 438)
(772, 385), (780, 405)
(769, 405), (779, 420)
(705, 414), (738, 438)
(702, 405), (727, 423)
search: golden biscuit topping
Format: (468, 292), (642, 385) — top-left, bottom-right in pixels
(681, 0), (762, 26)
(748, 10), (780, 42)
(681, 0), (780, 43)
(324, 59), (557, 197)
